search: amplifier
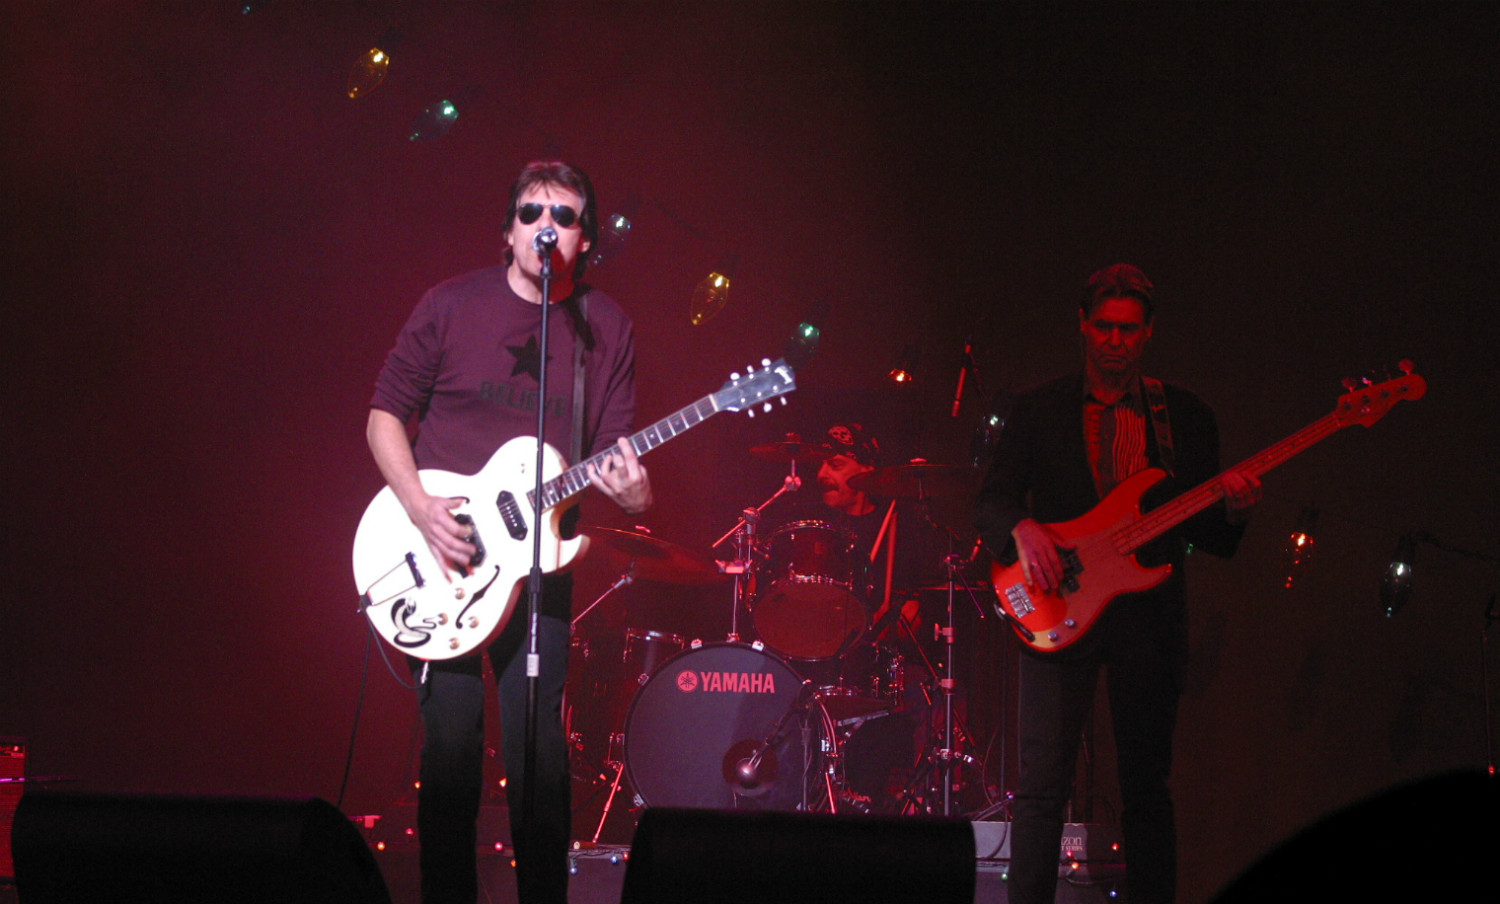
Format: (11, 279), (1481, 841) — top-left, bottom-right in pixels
(0, 738), (24, 882)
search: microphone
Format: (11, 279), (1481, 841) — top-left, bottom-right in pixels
(532, 227), (558, 255)
(735, 754), (762, 786)
(951, 331), (973, 418)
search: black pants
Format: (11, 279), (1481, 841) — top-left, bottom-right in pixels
(1008, 593), (1185, 904)
(411, 579), (572, 904)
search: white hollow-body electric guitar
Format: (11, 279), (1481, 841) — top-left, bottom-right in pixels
(354, 358), (796, 660)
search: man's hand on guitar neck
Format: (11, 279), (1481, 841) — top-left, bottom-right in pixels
(1012, 518), (1073, 594)
(587, 437), (654, 515)
(1221, 467), (1262, 525)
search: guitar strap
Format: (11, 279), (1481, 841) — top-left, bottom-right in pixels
(1142, 376), (1176, 478)
(571, 293), (588, 464)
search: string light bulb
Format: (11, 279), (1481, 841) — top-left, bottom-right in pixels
(783, 299), (828, 369)
(1282, 504), (1319, 590)
(888, 344), (921, 383)
(690, 254), (738, 325)
(589, 194), (639, 269)
(347, 48), (391, 98)
(408, 99), (459, 141)
(348, 29), (404, 98)
(1381, 534), (1418, 617)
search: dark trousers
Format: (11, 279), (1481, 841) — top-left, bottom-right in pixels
(412, 582), (572, 904)
(1008, 595), (1185, 904)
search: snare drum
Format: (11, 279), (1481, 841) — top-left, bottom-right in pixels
(754, 521), (867, 660)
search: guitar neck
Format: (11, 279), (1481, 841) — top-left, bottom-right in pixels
(528, 392), (722, 511)
(1114, 410), (1344, 554)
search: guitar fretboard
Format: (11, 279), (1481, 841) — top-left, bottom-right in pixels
(1113, 411), (1343, 555)
(527, 394), (721, 511)
(1110, 370), (1424, 556)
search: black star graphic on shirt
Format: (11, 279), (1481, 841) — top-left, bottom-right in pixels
(506, 335), (551, 382)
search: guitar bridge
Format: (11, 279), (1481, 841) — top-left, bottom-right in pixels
(1004, 584), (1035, 618)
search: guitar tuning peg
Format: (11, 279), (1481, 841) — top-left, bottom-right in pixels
(762, 402), (772, 413)
(730, 371), (741, 382)
(1342, 378), (1358, 392)
(747, 409), (756, 418)
(1362, 375), (1373, 387)
(761, 358), (771, 367)
(1398, 359), (1415, 375)
(779, 397), (787, 406)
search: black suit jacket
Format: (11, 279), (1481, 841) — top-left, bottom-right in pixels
(974, 373), (1245, 632)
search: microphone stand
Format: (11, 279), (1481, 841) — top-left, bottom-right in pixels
(522, 232), (558, 870)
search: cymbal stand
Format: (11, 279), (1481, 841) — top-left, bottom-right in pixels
(566, 568), (635, 843)
(587, 735), (629, 844)
(915, 492), (995, 816)
(712, 468), (802, 640)
(570, 567), (634, 630)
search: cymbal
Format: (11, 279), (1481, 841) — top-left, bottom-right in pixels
(584, 527), (727, 585)
(749, 440), (832, 464)
(848, 462), (973, 498)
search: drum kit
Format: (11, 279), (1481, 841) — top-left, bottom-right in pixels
(567, 439), (1002, 842)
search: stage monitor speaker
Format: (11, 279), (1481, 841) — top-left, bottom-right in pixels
(622, 807), (975, 904)
(12, 792), (391, 904)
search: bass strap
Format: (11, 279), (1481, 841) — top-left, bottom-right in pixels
(1141, 375), (1175, 478)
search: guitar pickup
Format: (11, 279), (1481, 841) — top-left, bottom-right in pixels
(1060, 548), (1083, 595)
(496, 491), (527, 541)
(454, 513), (486, 568)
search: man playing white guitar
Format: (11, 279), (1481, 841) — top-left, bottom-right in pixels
(365, 160), (650, 904)
(975, 264), (1260, 904)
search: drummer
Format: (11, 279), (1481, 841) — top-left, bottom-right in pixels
(812, 422), (883, 547)
(800, 422), (921, 638)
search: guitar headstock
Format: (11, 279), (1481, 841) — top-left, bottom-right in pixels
(1333, 360), (1427, 428)
(716, 358), (797, 416)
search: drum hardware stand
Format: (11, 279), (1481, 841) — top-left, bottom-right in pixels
(907, 499), (1001, 816)
(712, 469), (801, 641)
(808, 688), (849, 812)
(586, 736), (631, 844)
(564, 566), (634, 799)
(570, 566), (635, 629)
(727, 679), (817, 805)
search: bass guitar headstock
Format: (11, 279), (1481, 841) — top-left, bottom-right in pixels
(1334, 360), (1427, 428)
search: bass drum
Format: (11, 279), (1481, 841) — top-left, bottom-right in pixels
(624, 642), (816, 811)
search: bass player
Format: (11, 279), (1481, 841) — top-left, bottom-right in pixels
(974, 263), (1259, 904)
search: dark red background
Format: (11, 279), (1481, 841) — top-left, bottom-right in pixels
(4, 4), (1495, 900)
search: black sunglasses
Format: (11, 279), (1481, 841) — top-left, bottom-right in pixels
(516, 203), (580, 228)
